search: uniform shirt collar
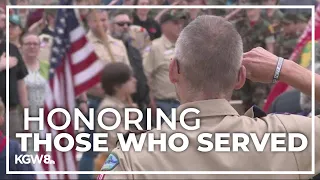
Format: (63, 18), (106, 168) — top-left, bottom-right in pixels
(87, 30), (117, 44)
(162, 35), (175, 49)
(176, 99), (239, 120)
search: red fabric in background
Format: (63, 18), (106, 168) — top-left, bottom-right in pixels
(263, 5), (320, 112)
(26, 9), (44, 28)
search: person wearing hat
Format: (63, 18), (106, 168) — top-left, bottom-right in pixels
(9, 14), (23, 49)
(275, 13), (299, 60)
(143, 10), (186, 118)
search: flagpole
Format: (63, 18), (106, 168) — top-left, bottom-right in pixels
(88, 5), (116, 63)
(89, 1), (134, 175)
(89, 0), (134, 106)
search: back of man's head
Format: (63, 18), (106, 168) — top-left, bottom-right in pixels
(175, 15), (243, 96)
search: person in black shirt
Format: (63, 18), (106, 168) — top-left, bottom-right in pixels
(0, 42), (28, 141)
(110, 10), (151, 127)
(133, 0), (162, 40)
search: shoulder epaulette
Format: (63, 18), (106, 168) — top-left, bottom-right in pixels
(252, 105), (267, 118)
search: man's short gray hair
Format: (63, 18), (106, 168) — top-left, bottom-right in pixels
(175, 15), (243, 96)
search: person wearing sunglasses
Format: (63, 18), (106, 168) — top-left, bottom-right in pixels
(109, 10), (151, 130)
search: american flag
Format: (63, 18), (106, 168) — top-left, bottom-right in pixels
(263, 5), (320, 112)
(35, 0), (103, 179)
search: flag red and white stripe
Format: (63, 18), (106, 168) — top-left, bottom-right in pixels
(36, 6), (103, 179)
(263, 5), (320, 112)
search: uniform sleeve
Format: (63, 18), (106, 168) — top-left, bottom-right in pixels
(277, 114), (320, 179)
(142, 45), (157, 79)
(100, 147), (133, 180)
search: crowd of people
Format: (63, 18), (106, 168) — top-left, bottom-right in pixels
(0, 0), (319, 179)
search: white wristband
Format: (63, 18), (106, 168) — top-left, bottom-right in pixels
(272, 57), (284, 83)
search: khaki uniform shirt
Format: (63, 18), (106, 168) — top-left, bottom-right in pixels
(86, 30), (130, 65)
(143, 35), (177, 100)
(129, 25), (151, 56)
(96, 95), (131, 155)
(100, 99), (320, 179)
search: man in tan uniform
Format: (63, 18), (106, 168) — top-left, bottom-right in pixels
(85, 10), (131, 105)
(98, 15), (320, 179)
(143, 10), (186, 117)
(86, 10), (130, 66)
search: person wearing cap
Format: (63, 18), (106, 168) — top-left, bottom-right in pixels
(98, 15), (320, 179)
(9, 14), (23, 49)
(233, 1), (276, 112)
(143, 10), (186, 117)
(275, 13), (299, 60)
(15, 0), (30, 29)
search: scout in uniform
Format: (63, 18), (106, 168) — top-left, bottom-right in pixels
(143, 10), (186, 117)
(98, 15), (320, 180)
(262, 0), (284, 35)
(93, 63), (138, 173)
(275, 13), (299, 60)
(233, 3), (276, 111)
(87, 31), (129, 65)
(86, 10), (130, 66)
(85, 9), (131, 109)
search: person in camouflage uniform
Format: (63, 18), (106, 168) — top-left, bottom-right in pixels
(275, 13), (299, 59)
(233, 2), (276, 111)
(296, 13), (309, 36)
(262, 0), (284, 36)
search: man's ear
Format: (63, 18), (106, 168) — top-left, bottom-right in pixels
(234, 65), (246, 90)
(169, 58), (179, 84)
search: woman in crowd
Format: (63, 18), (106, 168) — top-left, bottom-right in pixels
(93, 62), (138, 173)
(21, 33), (49, 153)
(133, 0), (162, 40)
